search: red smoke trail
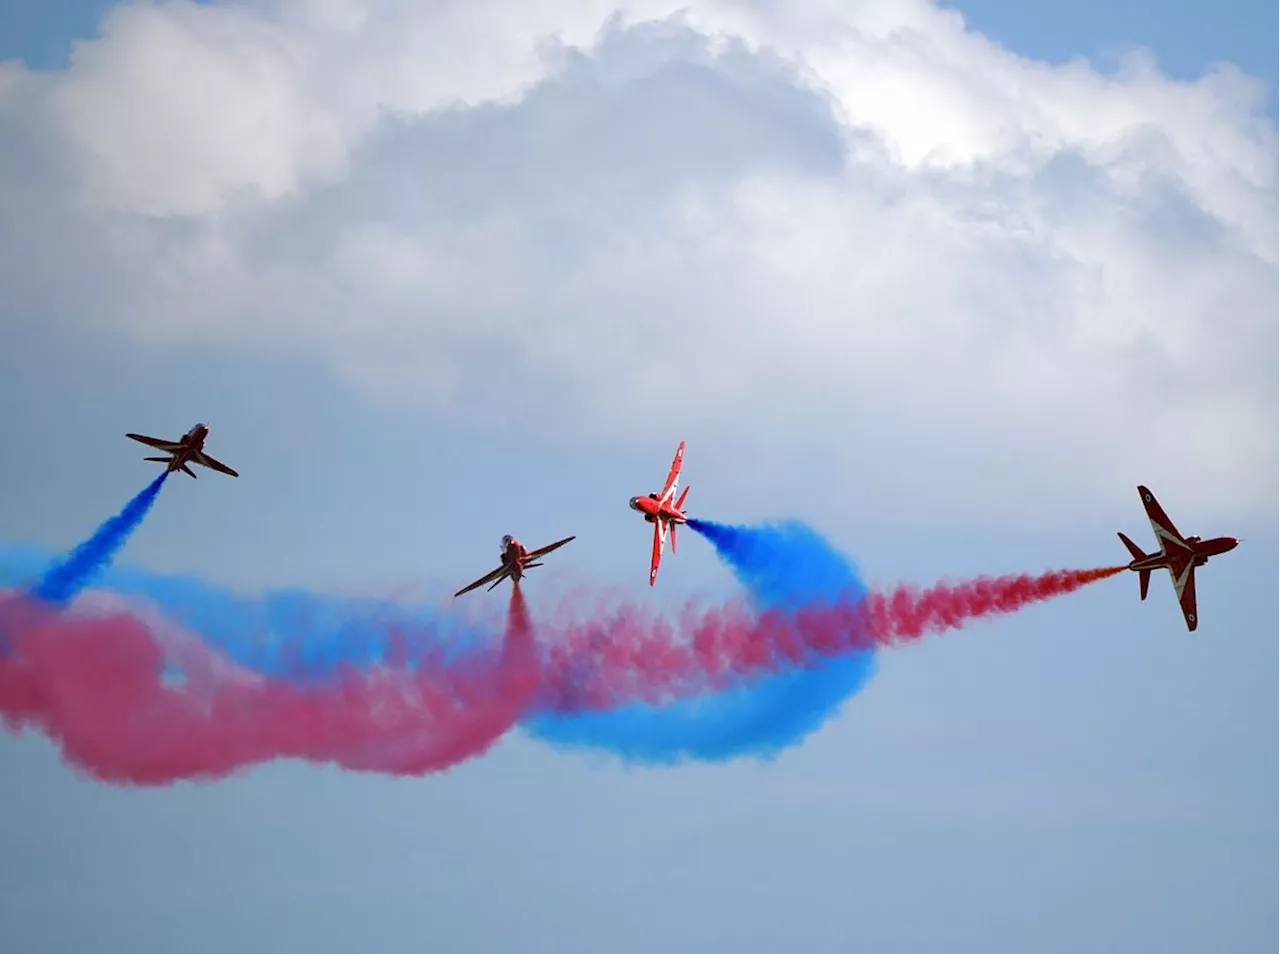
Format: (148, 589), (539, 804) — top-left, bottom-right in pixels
(0, 586), (537, 784)
(335, 582), (537, 774)
(537, 566), (1126, 711)
(858, 565), (1126, 642)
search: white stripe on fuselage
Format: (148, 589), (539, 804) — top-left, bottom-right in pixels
(1169, 558), (1194, 599)
(1144, 518), (1195, 600)
(661, 475), (678, 506)
(1147, 513), (1191, 554)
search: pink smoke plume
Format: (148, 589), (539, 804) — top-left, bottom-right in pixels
(0, 585), (536, 785)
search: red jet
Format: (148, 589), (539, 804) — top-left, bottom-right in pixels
(453, 533), (576, 597)
(126, 422), (239, 478)
(628, 440), (690, 586)
(1118, 485), (1239, 631)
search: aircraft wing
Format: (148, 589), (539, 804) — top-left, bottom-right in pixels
(649, 520), (667, 586)
(523, 535), (576, 561)
(658, 441), (685, 504)
(1138, 486), (1189, 552)
(193, 450), (240, 477)
(1172, 563), (1199, 631)
(454, 565), (509, 598)
(126, 433), (183, 452)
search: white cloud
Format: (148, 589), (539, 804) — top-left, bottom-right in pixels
(0, 0), (1275, 524)
(0, 61), (24, 98)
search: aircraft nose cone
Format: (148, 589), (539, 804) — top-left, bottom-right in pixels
(629, 497), (640, 510)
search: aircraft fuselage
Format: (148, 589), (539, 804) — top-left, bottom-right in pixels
(1127, 535), (1238, 575)
(500, 535), (529, 581)
(628, 494), (686, 524)
(161, 423), (210, 471)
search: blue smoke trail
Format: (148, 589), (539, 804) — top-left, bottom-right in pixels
(522, 519), (877, 763)
(1, 545), (491, 679)
(31, 473), (169, 606)
(686, 519), (865, 611)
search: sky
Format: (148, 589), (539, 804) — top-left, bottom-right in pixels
(0, 1), (1276, 952)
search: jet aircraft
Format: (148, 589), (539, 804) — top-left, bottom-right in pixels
(126, 423), (239, 478)
(1118, 485), (1239, 631)
(453, 534), (576, 597)
(628, 440), (690, 586)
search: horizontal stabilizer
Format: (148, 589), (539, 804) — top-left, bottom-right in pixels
(675, 485), (690, 510)
(144, 456), (172, 463)
(1117, 532), (1147, 562)
(181, 464), (197, 478)
(1138, 568), (1150, 601)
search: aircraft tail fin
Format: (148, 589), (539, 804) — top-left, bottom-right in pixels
(524, 562), (544, 569)
(670, 521), (677, 554)
(675, 486), (690, 510)
(1118, 532), (1147, 562)
(1118, 533), (1152, 599)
